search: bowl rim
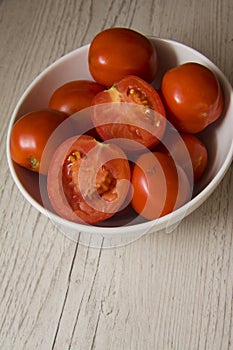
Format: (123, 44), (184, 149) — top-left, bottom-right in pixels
(6, 37), (233, 235)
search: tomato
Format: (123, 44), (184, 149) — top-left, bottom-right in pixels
(179, 133), (208, 182)
(88, 27), (158, 87)
(157, 131), (208, 182)
(49, 80), (105, 115)
(160, 62), (224, 133)
(10, 109), (68, 174)
(47, 135), (131, 225)
(91, 75), (166, 151)
(131, 151), (191, 220)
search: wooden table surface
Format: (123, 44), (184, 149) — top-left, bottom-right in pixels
(1, 0), (233, 349)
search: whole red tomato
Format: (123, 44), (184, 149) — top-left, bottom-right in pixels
(91, 75), (166, 151)
(10, 109), (68, 174)
(160, 62), (224, 133)
(156, 130), (208, 182)
(49, 80), (105, 115)
(131, 151), (191, 220)
(88, 27), (158, 87)
(47, 135), (131, 225)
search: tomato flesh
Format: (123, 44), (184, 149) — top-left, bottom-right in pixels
(47, 135), (131, 225)
(91, 75), (166, 151)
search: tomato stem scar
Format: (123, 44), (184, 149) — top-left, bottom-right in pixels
(29, 157), (39, 170)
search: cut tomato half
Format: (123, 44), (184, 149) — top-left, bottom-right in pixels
(91, 76), (166, 152)
(47, 135), (131, 225)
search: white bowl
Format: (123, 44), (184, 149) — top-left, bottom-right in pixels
(6, 38), (233, 248)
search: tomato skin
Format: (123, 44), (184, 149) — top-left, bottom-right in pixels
(180, 133), (208, 181)
(47, 135), (131, 225)
(10, 109), (68, 174)
(49, 80), (105, 115)
(88, 27), (158, 87)
(131, 152), (191, 220)
(156, 131), (208, 182)
(91, 75), (166, 151)
(161, 62), (224, 133)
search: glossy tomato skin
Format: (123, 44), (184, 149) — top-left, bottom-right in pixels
(156, 131), (208, 182)
(10, 109), (68, 174)
(47, 135), (131, 225)
(88, 27), (158, 87)
(131, 151), (191, 220)
(161, 62), (224, 133)
(91, 75), (166, 151)
(181, 133), (208, 182)
(49, 80), (105, 115)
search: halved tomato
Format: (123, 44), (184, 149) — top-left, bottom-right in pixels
(91, 75), (166, 152)
(47, 135), (131, 225)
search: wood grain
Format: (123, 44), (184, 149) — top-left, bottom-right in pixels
(0, 0), (232, 349)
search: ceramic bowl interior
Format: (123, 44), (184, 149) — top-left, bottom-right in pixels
(6, 38), (233, 247)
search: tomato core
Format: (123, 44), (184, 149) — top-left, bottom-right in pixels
(96, 166), (117, 198)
